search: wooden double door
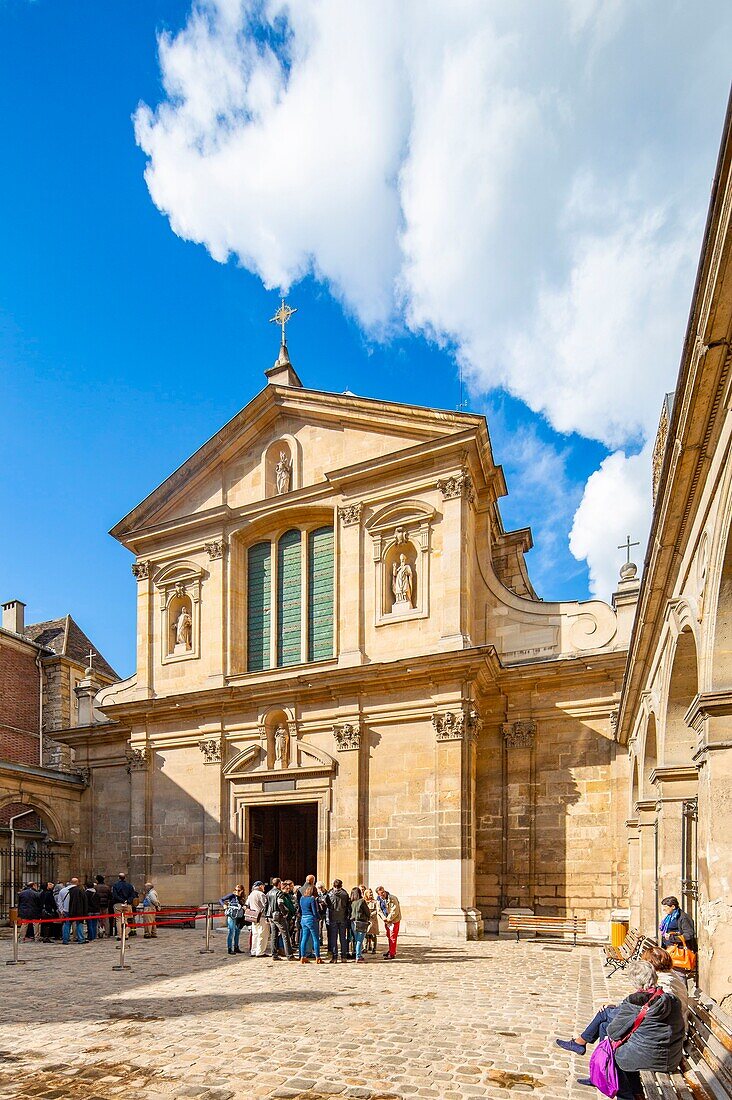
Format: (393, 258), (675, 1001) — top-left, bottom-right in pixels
(248, 802), (318, 886)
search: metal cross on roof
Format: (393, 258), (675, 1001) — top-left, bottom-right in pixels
(270, 297), (297, 345)
(85, 648), (96, 670)
(617, 535), (640, 564)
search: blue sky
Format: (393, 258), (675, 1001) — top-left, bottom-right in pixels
(1, 1), (729, 678)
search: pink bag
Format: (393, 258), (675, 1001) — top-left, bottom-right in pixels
(588, 990), (663, 1097)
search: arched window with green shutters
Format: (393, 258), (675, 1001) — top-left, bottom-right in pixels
(247, 541), (271, 671)
(277, 529), (302, 667)
(308, 525), (334, 662)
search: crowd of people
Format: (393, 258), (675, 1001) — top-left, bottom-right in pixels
(555, 895), (697, 1100)
(220, 876), (402, 962)
(16, 873), (161, 943)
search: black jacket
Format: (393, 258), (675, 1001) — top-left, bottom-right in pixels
(94, 882), (113, 911)
(17, 887), (42, 920)
(265, 888), (288, 921)
(607, 990), (685, 1073)
(86, 888), (101, 915)
(39, 888), (58, 918)
(661, 909), (697, 952)
(66, 885), (89, 918)
(326, 887), (351, 924)
(350, 898), (370, 926)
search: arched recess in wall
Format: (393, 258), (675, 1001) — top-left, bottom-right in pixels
(630, 755), (640, 814)
(710, 521), (732, 687)
(663, 629), (698, 766)
(641, 714), (658, 799)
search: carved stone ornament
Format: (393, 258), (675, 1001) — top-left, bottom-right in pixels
(199, 738), (222, 764)
(125, 746), (148, 772)
(437, 469), (475, 503)
(652, 397), (670, 503)
(609, 710), (619, 738)
(74, 766), (91, 786)
(131, 560), (150, 580)
(204, 539), (225, 561)
(432, 707), (481, 742)
(502, 720), (536, 748)
(394, 526), (409, 545)
(338, 502), (363, 527)
(332, 722), (362, 751)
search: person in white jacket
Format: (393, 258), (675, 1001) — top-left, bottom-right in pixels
(142, 882), (161, 939)
(245, 880), (269, 957)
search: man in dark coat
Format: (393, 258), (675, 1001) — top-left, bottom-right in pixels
(18, 882), (42, 942)
(63, 877), (89, 944)
(111, 872), (138, 939)
(39, 881), (59, 942)
(325, 879), (351, 962)
(94, 875), (113, 937)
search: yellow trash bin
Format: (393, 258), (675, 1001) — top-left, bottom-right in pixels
(610, 908), (631, 947)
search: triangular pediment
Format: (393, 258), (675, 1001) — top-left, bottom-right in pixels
(110, 382), (490, 544)
(223, 739), (336, 781)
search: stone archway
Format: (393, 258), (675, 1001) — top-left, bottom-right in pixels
(0, 801), (60, 919)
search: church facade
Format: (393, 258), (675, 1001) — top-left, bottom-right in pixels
(56, 348), (635, 938)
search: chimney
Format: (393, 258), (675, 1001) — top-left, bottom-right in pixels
(2, 599), (26, 635)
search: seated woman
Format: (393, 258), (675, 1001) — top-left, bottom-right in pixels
(659, 895), (697, 954)
(641, 945), (689, 1024)
(556, 961), (684, 1099)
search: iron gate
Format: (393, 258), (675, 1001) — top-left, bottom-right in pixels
(0, 843), (56, 920)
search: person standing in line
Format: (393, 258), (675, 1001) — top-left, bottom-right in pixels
(39, 881), (58, 943)
(18, 882), (42, 942)
(94, 875), (113, 938)
(265, 877), (295, 960)
(363, 888), (378, 955)
(62, 878), (88, 944)
(245, 880), (269, 957)
(111, 872), (137, 940)
(220, 883), (247, 955)
(349, 887), (371, 963)
(298, 885), (324, 964)
(142, 882), (161, 939)
(281, 880), (298, 955)
(85, 881), (100, 941)
(326, 879), (351, 963)
(376, 885), (401, 959)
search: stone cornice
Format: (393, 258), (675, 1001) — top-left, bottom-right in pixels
(0, 759), (86, 787)
(685, 689), (732, 730)
(648, 765), (699, 785)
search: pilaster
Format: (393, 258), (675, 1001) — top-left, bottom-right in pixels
(337, 504), (365, 665)
(126, 740), (152, 886)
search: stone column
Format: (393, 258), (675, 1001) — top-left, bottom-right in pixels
(131, 561), (154, 697)
(332, 721), (363, 887)
(688, 695), (732, 1000)
(436, 471), (473, 650)
(126, 741), (152, 886)
(625, 818), (641, 928)
(652, 767), (698, 912)
(204, 538), (227, 685)
(635, 799), (657, 935)
(432, 707), (482, 939)
(337, 504), (364, 666)
(499, 719), (536, 933)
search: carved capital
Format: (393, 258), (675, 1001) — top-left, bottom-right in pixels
(198, 738), (222, 764)
(125, 745), (149, 773)
(502, 720), (536, 748)
(332, 722), (362, 751)
(437, 469), (475, 503)
(131, 560), (150, 580)
(338, 502), (363, 527)
(74, 766), (91, 786)
(609, 710), (619, 739)
(432, 707), (481, 742)
(204, 539), (225, 561)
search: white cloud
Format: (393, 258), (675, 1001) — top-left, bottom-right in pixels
(569, 441), (653, 599)
(135, 0), (728, 598)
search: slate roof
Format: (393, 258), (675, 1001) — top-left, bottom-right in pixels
(24, 615), (119, 681)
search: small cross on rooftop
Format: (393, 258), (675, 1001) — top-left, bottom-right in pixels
(617, 535), (640, 565)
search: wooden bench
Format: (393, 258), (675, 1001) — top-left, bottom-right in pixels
(641, 996), (732, 1099)
(603, 927), (647, 974)
(507, 914), (587, 945)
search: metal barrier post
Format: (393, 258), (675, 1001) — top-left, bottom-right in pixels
(5, 919), (26, 966)
(200, 903), (214, 954)
(112, 914), (131, 971)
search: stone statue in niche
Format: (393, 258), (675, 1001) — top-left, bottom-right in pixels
(392, 553), (414, 611)
(274, 724), (290, 769)
(275, 451), (292, 495)
(173, 605), (193, 652)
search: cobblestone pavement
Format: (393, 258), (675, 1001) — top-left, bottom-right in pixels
(0, 928), (621, 1100)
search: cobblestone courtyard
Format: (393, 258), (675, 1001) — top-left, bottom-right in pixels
(0, 931), (619, 1100)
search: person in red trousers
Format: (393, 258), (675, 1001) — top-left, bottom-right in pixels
(376, 885), (401, 959)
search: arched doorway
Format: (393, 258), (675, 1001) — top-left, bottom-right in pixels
(0, 802), (57, 919)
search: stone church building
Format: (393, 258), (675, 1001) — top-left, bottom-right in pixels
(55, 342), (637, 939)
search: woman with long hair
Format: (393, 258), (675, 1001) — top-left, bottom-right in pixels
(298, 884), (323, 964)
(349, 886), (371, 963)
(220, 883), (247, 956)
(363, 887), (378, 955)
